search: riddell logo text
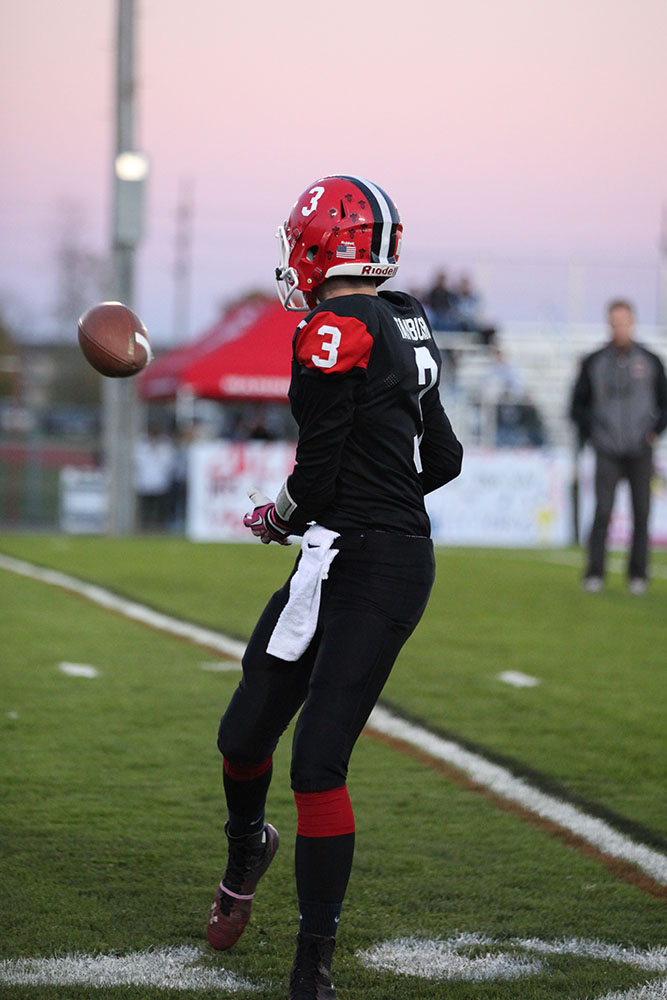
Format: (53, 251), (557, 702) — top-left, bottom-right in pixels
(361, 265), (398, 277)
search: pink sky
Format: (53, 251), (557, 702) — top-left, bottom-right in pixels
(2, 0), (667, 343)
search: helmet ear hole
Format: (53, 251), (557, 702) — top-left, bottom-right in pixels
(305, 245), (318, 262)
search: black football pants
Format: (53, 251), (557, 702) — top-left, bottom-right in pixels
(218, 530), (435, 793)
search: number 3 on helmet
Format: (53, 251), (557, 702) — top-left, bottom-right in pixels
(275, 175), (403, 311)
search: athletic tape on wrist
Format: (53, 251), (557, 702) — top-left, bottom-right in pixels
(275, 480), (297, 521)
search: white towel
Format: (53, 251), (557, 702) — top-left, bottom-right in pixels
(266, 524), (340, 661)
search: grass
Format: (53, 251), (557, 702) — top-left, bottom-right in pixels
(0, 533), (666, 1000)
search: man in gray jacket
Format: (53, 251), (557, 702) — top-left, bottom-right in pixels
(570, 299), (667, 593)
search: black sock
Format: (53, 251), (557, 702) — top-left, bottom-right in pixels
(223, 761), (273, 838)
(298, 899), (342, 938)
(294, 832), (355, 937)
(226, 810), (266, 839)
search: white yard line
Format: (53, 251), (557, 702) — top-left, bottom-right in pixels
(357, 935), (667, 995)
(2, 551), (665, 888)
(0, 945), (254, 991)
(358, 933), (544, 981)
(58, 662), (99, 678)
(0, 553), (246, 660)
(3, 937), (665, 993)
(593, 978), (667, 1000)
(497, 670), (541, 688)
(200, 661), (243, 671)
(367, 705), (667, 886)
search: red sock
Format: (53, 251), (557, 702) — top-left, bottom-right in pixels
(294, 786), (355, 838)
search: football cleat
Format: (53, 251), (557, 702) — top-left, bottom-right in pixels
(207, 822), (279, 951)
(288, 932), (337, 999)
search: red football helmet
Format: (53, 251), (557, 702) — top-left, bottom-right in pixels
(275, 175), (402, 311)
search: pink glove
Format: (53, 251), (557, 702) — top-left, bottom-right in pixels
(243, 489), (292, 545)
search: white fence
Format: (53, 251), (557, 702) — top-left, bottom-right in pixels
(436, 322), (667, 449)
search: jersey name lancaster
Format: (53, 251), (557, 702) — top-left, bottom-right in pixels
(282, 290), (463, 537)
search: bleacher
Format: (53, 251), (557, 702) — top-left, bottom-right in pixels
(435, 323), (667, 448)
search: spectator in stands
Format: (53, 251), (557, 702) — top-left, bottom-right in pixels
(424, 272), (462, 382)
(168, 426), (193, 532)
(453, 274), (497, 345)
(517, 397), (546, 447)
(478, 347), (545, 447)
(231, 403), (279, 441)
(570, 299), (667, 594)
(425, 271), (458, 330)
(481, 346), (524, 401)
(134, 424), (176, 530)
(495, 395), (546, 447)
(451, 274), (479, 328)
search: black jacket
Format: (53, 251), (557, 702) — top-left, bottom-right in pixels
(570, 342), (667, 456)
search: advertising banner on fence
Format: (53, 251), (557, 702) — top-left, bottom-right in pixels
(187, 441), (296, 542)
(186, 441), (667, 547)
(60, 467), (109, 534)
(186, 443), (574, 546)
(426, 448), (572, 546)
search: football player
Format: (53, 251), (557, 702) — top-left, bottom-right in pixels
(207, 175), (463, 999)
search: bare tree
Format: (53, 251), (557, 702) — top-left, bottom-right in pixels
(0, 306), (18, 398)
(52, 200), (109, 339)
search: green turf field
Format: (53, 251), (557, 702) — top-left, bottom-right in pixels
(1, 534), (665, 1000)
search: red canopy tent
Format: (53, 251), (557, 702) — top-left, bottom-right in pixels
(139, 299), (297, 403)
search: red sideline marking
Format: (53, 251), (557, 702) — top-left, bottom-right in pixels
(364, 727), (667, 902)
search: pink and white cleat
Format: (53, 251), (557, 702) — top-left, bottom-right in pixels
(207, 823), (279, 951)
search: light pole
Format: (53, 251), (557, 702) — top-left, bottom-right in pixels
(658, 204), (667, 330)
(172, 176), (194, 345)
(103, 0), (148, 534)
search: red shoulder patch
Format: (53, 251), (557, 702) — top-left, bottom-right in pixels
(295, 311), (373, 374)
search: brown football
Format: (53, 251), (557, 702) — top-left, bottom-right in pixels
(78, 301), (152, 378)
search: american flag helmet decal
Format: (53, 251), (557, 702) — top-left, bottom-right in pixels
(336, 243), (356, 259)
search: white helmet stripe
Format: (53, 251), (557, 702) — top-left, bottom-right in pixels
(338, 175), (399, 263)
(359, 176), (394, 262)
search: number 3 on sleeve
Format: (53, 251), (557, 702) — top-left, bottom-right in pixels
(296, 313), (373, 374)
(311, 325), (341, 369)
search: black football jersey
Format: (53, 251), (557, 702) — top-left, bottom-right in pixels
(282, 290), (462, 536)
